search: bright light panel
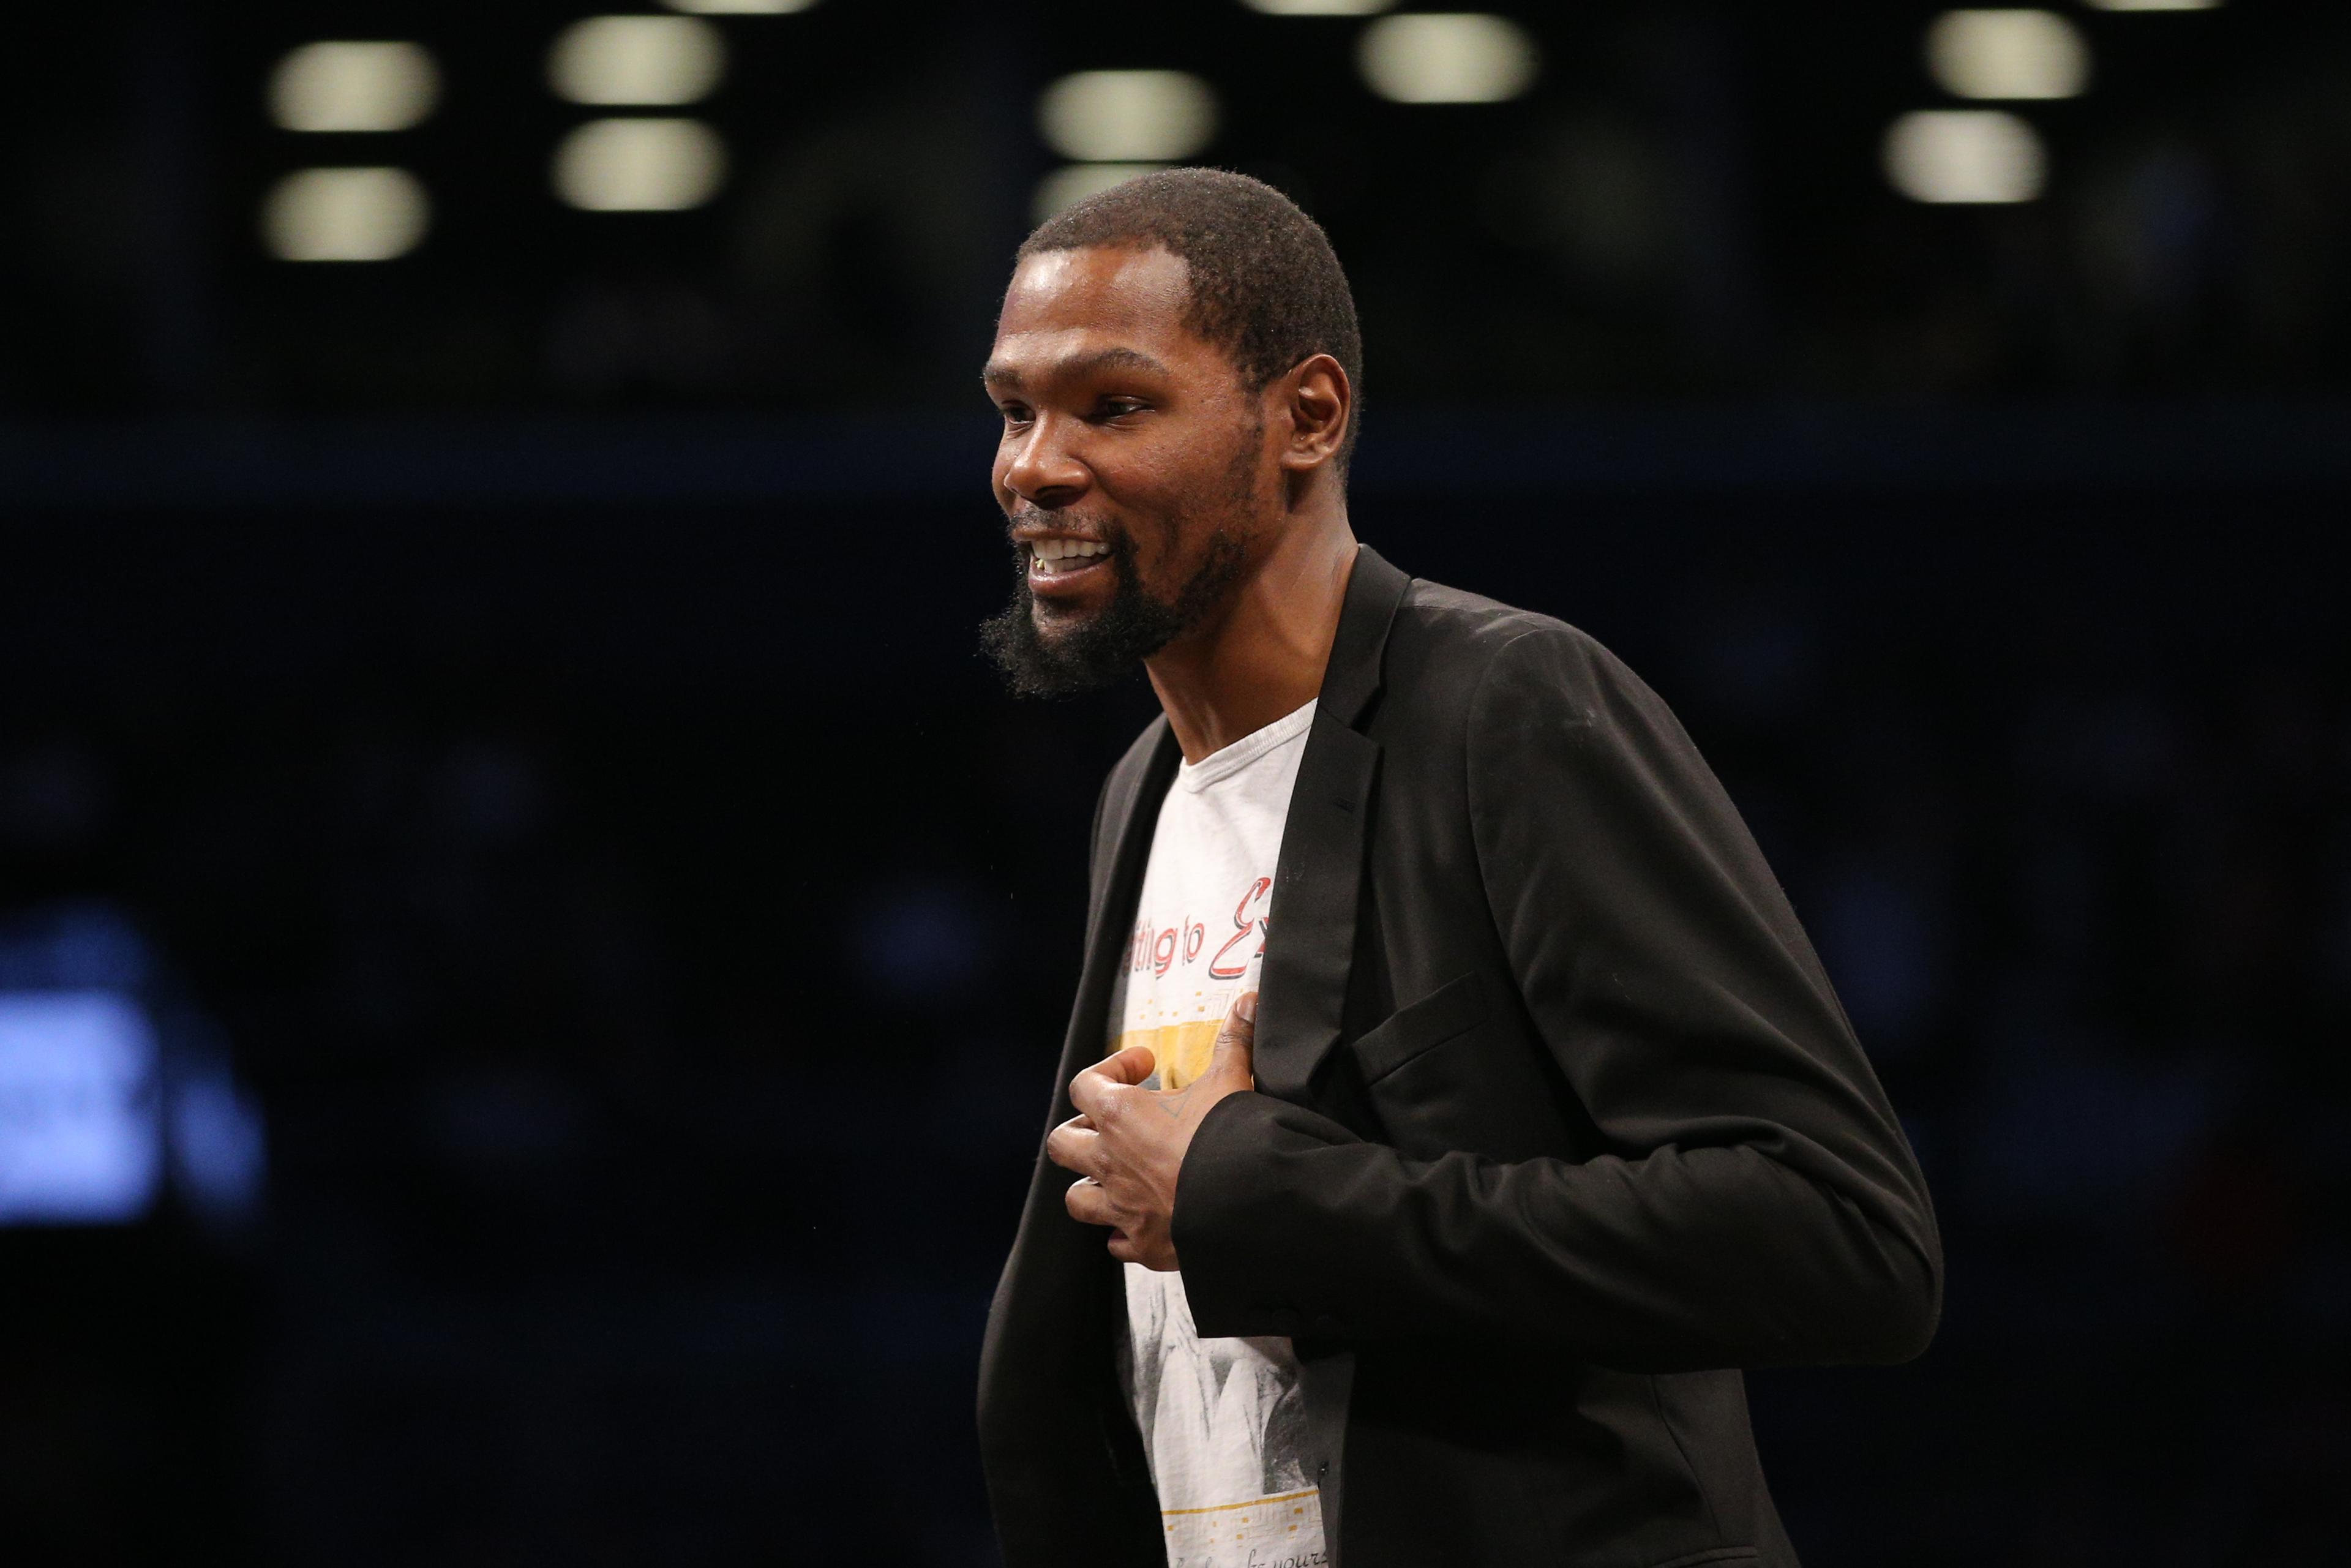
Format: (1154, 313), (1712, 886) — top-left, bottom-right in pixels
(262, 167), (430, 260)
(664, 0), (817, 10)
(1037, 72), (1217, 163)
(0, 992), (162, 1225)
(1883, 110), (2046, 203)
(1359, 13), (1540, 104)
(1927, 10), (2090, 100)
(1242, 0), (1395, 14)
(554, 118), (727, 210)
(548, 16), (726, 107)
(269, 41), (440, 132)
(2084, 0), (2218, 10)
(1033, 163), (1168, 223)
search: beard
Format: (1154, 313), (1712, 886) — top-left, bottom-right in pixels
(979, 519), (1248, 697)
(980, 428), (1261, 699)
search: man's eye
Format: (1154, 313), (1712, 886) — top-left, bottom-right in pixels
(1100, 399), (1147, 419)
(1000, 405), (1033, 426)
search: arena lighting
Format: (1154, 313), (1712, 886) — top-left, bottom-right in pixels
(269, 41), (439, 132)
(548, 15), (726, 107)
(1242, 0), (1395, 15)
(663, 0), (816, 10)
(1927, 10), (2090, 100)
(1883, 110), (2046, 203)
(553, 118), (727, 210)
(1037, 72), (1218, 163)
(1358, 13), (1540, 104)
(0, 993), (160, 1224)
(1033, 162), (1166, 223)
(261, 167), (430, 260)
(2085, 0), (2219, 10)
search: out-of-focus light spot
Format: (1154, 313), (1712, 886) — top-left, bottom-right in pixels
(1359, 13), (1540, 104)
(169, 1052), (266, 1228)
(0, 992), (161, 1225)
(1033, 163), (1167, 223)
(554, 118), (727, 210)
(2085, 0), (2218, 10)
(664, 0), (816, 11)
(261, 167), (429, 260)
(1883, 110), (2046, 203)
(548, 15), (726, 107)
(1243, 0), (1394, 14)
(1927, 10), (2090, 100)
(269, 41), (440, 132)
(1037, 72), (1217, 163)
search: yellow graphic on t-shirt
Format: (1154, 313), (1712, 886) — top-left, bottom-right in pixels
(1116, 989), (1240, 1091)
(1161, 1486), (1326, 1567)
(1118, 1019), (1223, 1091)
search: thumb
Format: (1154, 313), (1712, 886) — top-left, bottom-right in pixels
(1100, 1043), (1158, 1086)
(1206, 992), (1258, 1087)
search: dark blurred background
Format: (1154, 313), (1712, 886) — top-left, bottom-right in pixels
(4, 2), (2349, 1564)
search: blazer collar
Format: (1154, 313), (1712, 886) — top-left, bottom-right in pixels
(1317, 543), (1411, 732)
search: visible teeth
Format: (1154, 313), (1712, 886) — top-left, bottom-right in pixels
(1030, 539), (1105, 571)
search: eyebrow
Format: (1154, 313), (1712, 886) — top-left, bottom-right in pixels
(981, 345), (1171, 391)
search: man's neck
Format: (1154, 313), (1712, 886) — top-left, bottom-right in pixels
(1145, 506), (1358, 766)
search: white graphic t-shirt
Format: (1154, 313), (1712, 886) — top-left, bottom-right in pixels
(1108, 699), (1327, 1568)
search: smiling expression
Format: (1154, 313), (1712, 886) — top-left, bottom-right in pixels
(983, 246), (1278, 649)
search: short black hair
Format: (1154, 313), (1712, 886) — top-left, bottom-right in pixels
(1018, 167), (1363, 471)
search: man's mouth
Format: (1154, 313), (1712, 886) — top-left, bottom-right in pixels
(1028, 536), (1112, 583)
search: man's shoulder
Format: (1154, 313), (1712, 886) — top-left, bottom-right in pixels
(1389, 572), (1630, 714)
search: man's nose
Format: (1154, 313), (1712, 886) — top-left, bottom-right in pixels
(1000, 415), (1089, 506)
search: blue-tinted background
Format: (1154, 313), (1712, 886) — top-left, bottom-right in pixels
(4, 4), (2349, 1564)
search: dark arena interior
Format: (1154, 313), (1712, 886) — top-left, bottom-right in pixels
(4, 3), (2349, 1564)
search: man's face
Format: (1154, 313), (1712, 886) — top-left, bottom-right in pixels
(980, 246), (1272, 696)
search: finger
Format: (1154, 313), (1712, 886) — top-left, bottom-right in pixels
(1045, 1115), (1103, 1177)
(1205, 991), (1258, 1086)
(1065, 1174), (1119, 1229)
(1069, 1046), (1154, 1118)
(1100, 1044), (1158, 1086)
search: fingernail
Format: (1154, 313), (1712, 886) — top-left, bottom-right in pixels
(1235, 992), (1258, 1024)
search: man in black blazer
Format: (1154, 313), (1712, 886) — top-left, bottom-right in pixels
(977, 169), (1940, 1567)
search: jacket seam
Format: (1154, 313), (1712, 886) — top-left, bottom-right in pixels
(1645, 1548), (1758, 1568)
(1646, 1373), (1723, 1539)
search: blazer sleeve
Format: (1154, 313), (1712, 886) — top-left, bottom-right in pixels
(1171, 625), (1942, 1371)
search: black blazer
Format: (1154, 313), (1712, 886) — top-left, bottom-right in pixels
(978, 546), (1941, 1568)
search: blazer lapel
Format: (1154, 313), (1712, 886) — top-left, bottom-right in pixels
(1253, 545), (1411, 1104)
(981, 718), (1181, 1533)
(1071, 718), (1181, 1086)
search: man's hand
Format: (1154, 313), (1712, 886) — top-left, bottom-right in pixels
(1046, 992), (1258, 1270)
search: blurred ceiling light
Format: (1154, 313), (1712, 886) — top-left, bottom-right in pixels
(261, 167), (429, 260)
(1037, 72), (1217, 163)
(664, 0), (817, 10)
(1883, 110), (2046, 203)
(1242, 0), (1395, 14)
(548, 16), (726, 107)
(1359, 14), (1540, 104)
(1033, 163), (1167, 223)
(269, 41), (440, 132)
(2084, 0), (2219, 9)
(554, 118), (727, 210)
(1927, 10), (2090, 100)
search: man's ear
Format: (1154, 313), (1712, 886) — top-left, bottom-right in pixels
(1275, 353), (1351, 475)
